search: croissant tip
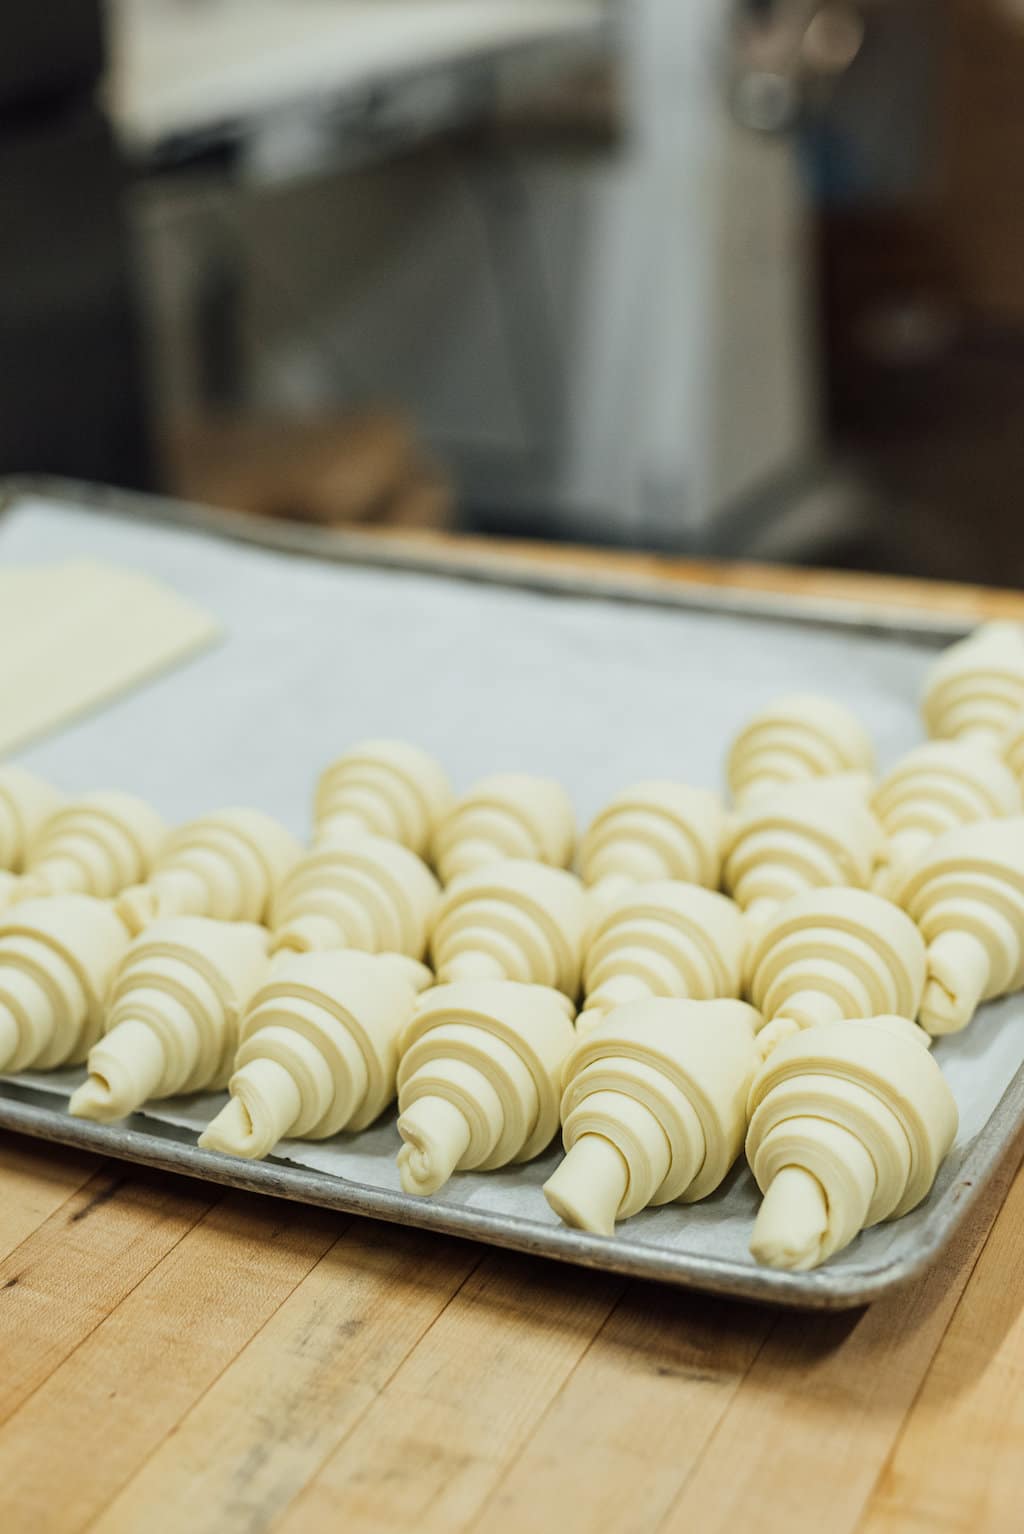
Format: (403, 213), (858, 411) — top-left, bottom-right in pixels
(199, 1095), (262, 1159)
(918, 981), (972, 1037)
(69, 1072), (135, 1123)
(542, 1134), (627, 1238)
(396, 1093), (471, 1197)
(750, 1166), (830, 1271)
(748, 1235), (821, 1272)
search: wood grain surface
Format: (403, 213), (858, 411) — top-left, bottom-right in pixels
(2, 539), (1023, 1533)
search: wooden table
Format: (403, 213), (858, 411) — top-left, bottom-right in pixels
(2, 541), (1024, 1534)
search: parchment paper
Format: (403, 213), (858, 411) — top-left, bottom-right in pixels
(0, 491), (1018, 1283)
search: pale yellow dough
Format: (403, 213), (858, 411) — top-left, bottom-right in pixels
(721, 777), (884, 925)
(0, 896), (129, 1072)
(892, 816), (1024, 1035)
(270, 835), (439, 957)
(579, 881), (746, 1031)
(543, 998), (762, 1237)
(872, 740), (1021, 891)
(200, 951), (431, 1160)
(746, 1016), (958, 1270)
(747, 887), (927, 1056)
(725, 693), (874, 807)
(429, 859), (586, 995)
(0, 561), (218, 756)
(313, 739), (453, 854)
(577, 781), (723, 902)
(69, 917), (270, 1122)
(0, 766), (64, 871)
(11, 791), (167, 904)
(396, 979), (576, 1195)
(431, 773), (575, 884)
(117, 808), (301, 935)
(922, 621), (1024, 747)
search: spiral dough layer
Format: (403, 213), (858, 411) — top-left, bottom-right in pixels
(543, 998), (761, 1236)
(15, 791), (166, 903)
(270, 835), (439, 958)
(314, 739), (453, 855)
(746, 1016), (958, 1270)
(721, 778), (883, 923)
(69, 917), (270, 1122)
(578, 781), (723, 899)
(872, 740), (1021, 886)
(746, 887), (928, 1056)
(1003, 713), (1024, 793)
(0, 896), (129, 1073)
(200, 951), (431, 1159)
(892, 816), (1024, 1035)
(431, 773), (575, 884)
(726, 694), (874, 807)
(922, 622), (1024, 747)
(430, 859), (586, 995)
(0, 767), (63, 874)
(117, 808), (301, 935)
(396, 979), (576, 1195)
(579, 882), (746, 1028)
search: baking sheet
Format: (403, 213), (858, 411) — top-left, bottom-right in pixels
(1, 483), (1022, 1308)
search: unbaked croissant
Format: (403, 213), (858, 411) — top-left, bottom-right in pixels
(891, 817), (1024, 1035)
(395, 979), (576, 1195)
(747, 887), (927, 1055)
(543, 998), (761, 1237)
(746, 1016), (958, 1270)
(313, 739), (453, 854)
(117, 808), (302, 935)
(13, 791), (166, 903)
(726, 694), (874, 807)
(872, 740), (1021, 890)
(199, 951), (431, 1160)
(579, 882), (745, 1030)
(0, 896), (129, 1072)
(429, 859), (586, 995)
(431, 773), (575, 884)
(721, 778), (884, 923)
(922, 622), (1024, 747)
(577, 781), (723, 901)
(0, 766), (63, 873)
(270, 835), (439, 957)
(69, 918), (270, 1122)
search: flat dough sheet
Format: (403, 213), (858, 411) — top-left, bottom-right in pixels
(0, 556), (219, 755)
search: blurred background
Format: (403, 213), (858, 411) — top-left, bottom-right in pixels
(2, 0), (1022, 584)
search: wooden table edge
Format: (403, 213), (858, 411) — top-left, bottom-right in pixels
(343, 525), (1024, 624)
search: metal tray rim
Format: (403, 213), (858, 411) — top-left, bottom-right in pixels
(1, 1073), (1023, 1310)
(0, 474), (986, 643)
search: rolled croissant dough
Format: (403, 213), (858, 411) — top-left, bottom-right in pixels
(0, 559), (219, 754)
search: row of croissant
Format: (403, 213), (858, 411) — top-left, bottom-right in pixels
(0, 619), (1022, 1272)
